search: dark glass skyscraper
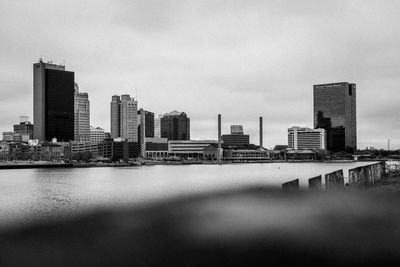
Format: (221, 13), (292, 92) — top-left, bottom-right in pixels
(161, 111), (190, 140)
(33, 60), (75, 141)
(313, 82), (357, 152)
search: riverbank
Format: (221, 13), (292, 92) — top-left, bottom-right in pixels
(0, 161), (73, 169)
(0, 158), (391, 169)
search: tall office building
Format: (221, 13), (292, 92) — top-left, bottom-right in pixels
(110, 95), (121, 139)
(288, 126), (326, 150)
(33, 59), (74, 141)
(313, 82), (357, 152)
(161, 111), (190, 140)
(154, 114), (163, 138)
(137, 109), (154, 158)
(110, 94), (138, 142)
(74, 83), (90, 141)
(138, 109), (155, 138)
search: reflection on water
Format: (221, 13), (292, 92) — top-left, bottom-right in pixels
(0, 162), (372, 225)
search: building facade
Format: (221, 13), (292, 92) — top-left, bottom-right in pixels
(154, 114), (163, 138)
(161, 111), (190, 140)
(33, 59), (75, 141)
(313, 82), (356, 152)
(168, 140), (218, 158)
(110, 95), (121, 139)
(221, 125), (249, 147)
(110, 94), (138, 142)
(288, 126), (326, 150)
(14, 120), (33, 139)
(90, 126), (106, 143)
(74, 83), (90, 141)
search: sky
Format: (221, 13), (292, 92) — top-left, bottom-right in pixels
(0, 0), (399, 149)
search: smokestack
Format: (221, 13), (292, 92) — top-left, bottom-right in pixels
(218, 114), (222, 163)
(259, 116), (263, 149)
(218, 114), (221, 149)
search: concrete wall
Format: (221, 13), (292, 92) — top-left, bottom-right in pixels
(308, 175), (322, 190)
(325, 170), (344, 190)
(282, 179), (299, 191)
(348, 162), (385, 189)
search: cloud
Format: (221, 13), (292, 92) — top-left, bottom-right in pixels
(0, 0), (399, 149)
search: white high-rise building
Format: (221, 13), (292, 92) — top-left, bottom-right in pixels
(74, 83), (90, 141)
(110, 94), (138, 142)
(154, 114), (163, 138)
(288, 126), (326, 150)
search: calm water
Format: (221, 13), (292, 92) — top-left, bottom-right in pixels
(0, 162), (372, 225)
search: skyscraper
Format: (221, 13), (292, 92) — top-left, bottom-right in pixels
(161, 111), (190, 140)
(33, 59), (74, 141)
(74, 83), (90, 141)
(110, 95), (121, 139)
(138, 109), (155, 139)
(313, 82), (357, 152)
(154, 114), (163, 138)
(110, 94), (138, 142)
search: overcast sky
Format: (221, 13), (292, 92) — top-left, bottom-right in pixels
(0, 0), (399, 149)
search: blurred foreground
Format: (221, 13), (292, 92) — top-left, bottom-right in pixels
(1, 176), (400, 266)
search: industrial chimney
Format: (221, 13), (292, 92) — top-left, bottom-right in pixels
(259, 116), (263, 149)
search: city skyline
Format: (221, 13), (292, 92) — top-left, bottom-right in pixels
(1, 1), (400, 149)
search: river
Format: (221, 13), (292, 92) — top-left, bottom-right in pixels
(0, 162), (373, 225)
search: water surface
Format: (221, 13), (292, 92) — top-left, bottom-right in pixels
(0, 162), (372, 225)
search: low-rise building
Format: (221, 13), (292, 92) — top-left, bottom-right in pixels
(223, 149), (270, 162)
(221, 125), (250, 147)
(168, 140), (218, 159)
(145, 137), (168, 159)
(288, 126), (326, 150)
(70, 141), (99, 159)
(90, 126), (106, 143)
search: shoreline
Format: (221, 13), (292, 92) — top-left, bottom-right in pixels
(0, 159), (390, 170)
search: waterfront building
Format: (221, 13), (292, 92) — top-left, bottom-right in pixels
(221, 125), (250, 147)
(161, 111), (190, 140)
(29, 141), (63, 161)
(70, 141), (99, 159)
(313, 82), (357, 152)
(223, 149), (270, 162)
(168, 140), (218, 158)
(14, 117), (33, 139)
(154, 114), (163, 138)
(90, 126), (106, 143)
(288, 126), (326, 150)
(286, 149), (316, 161)
(98, 139), (140, 162)
(33, 59), (75, 141)
(145, 137), (169, 159)
(110, 94), (138, 142)
(74, 83), (90, 142)
(0, 141), (10, 160)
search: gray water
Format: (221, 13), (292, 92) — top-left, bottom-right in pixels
(0, 162), (372, 225)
